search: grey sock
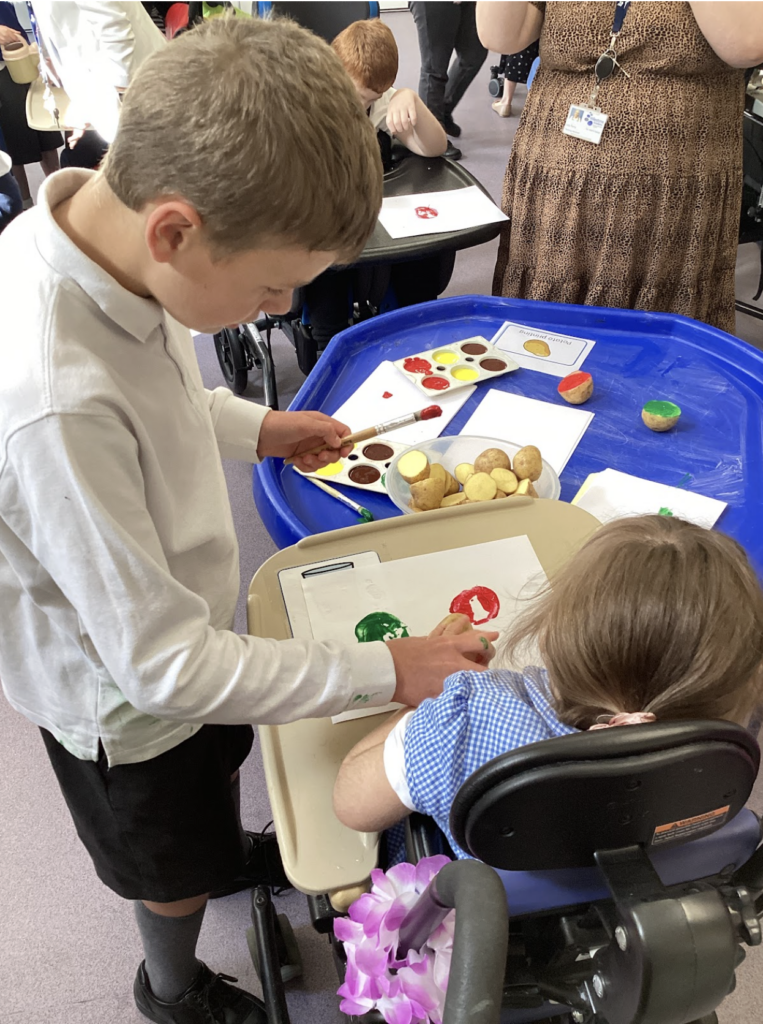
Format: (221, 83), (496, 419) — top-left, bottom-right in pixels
(134, 901), (206, 1003)
(230, 773), (252, 859)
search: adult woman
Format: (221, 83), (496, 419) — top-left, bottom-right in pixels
(477, 2), (763, 333)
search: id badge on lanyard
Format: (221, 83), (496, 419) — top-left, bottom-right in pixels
(562, 0), (631, 145)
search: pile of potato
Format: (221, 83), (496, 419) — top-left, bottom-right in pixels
(398, 445), (543, 512)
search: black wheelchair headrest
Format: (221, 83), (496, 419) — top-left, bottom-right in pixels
(269, 3), (375, 43)
(450, 721), (760, 871)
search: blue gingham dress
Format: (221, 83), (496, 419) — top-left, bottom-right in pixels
(403, 667), (578, 859)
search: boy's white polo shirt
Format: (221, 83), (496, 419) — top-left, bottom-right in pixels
(0, 169), (395, 766)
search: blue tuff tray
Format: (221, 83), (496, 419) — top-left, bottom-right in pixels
(253, 295), (763, 569)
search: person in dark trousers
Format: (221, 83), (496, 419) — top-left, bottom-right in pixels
(409, 0), (487, 160)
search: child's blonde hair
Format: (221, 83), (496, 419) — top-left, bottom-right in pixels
(504, 516), (763, 729)
(332, 19), (399, 94)
(103, 17), (382, 260)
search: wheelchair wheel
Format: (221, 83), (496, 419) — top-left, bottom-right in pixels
(213, 327), (249, 395)
(246, 913), (302, 984)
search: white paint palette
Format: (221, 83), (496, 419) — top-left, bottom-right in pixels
(393, 336), (519, 396)
(295, 439), (410, 494)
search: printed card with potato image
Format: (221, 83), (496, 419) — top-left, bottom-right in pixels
(491, 321), (595, 378)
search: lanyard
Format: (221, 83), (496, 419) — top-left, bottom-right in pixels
(588, 1), (631, 108)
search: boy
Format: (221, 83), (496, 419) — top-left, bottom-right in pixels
(0, 17), (494, 1024)
(304, 18), (453, 353)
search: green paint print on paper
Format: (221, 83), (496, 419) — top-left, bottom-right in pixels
(659, 507), (674, 517)
(355, 611), (410, 643)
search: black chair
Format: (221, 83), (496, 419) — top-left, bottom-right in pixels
(250, 720), (763, 1024)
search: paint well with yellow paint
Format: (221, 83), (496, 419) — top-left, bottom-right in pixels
(431, 349), (459, 364)
(451, 366), (480, 382)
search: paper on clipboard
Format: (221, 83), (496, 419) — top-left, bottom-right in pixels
(278, 552), (381, 639)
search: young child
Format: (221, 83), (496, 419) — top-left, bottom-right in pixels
(334, 515), (763, 857)
(0, 18), (496, 1024)
(303, 19), (451, 353)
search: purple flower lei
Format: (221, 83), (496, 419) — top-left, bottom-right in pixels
(334, 856), (454, 1024)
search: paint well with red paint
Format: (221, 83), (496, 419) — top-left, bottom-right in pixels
(403, 357), (432, 374)
(420, 405), (442, 420)
(449, 586), (500, 625)
(558, 371), (592, 393)
(422, 376), (450, 391)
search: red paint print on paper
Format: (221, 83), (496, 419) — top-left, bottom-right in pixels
(382, 391), (393, 399)
(449, 586), (501, 626)
(415, 206), (438, 220)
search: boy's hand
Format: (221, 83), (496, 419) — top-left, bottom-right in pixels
(386, 631), (498, 707)
(257, 410), (353, 472)
(387, 89), (419, 136)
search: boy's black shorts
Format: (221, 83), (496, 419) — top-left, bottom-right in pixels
(40, 724), (254, 903)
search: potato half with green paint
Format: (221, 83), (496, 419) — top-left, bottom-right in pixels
(398, 449), (430, 484)
(512, 446), (542, 482)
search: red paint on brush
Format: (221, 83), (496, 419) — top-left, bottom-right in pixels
(420, 405), (442, 420)
(403, 357), (431, 374)
(449, 586), (501, 626)
(558, 371), (592, 393)
(422, 376), (450, 391)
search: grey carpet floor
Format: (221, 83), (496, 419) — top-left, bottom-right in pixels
(3, 11), (763, 1024)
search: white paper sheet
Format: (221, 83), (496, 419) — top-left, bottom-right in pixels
(461, 389), (593, 475)
(278, 552), (381, 639)
(301, 537), (548, 723)
(378, 185), (508, 239)
(573, 469), (727, 529)
(490, 321), (595, 377)
(330, 361), (475, 446)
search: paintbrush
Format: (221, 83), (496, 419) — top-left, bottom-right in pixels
(304, 475), (374, 523)
(284, 405), (443, 465)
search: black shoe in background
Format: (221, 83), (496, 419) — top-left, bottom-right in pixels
(209, 828), (293, 900)
(441, 115), (462, 138)
(444, 141), (463, 161)
(134, 962), (267, 1024)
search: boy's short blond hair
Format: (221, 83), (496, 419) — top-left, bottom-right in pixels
(103, 17), (382, 261)
(332, 19), (399, 95)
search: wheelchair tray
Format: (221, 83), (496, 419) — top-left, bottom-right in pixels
(247, 498), (599, 900)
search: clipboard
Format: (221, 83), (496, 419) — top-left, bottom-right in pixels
(247, 498), (600, 900)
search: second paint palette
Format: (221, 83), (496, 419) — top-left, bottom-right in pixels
(296, 438), (409, 494)
(393, 336), (519, 395)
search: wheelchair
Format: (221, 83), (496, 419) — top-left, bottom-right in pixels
(248, 719), (763, 1024)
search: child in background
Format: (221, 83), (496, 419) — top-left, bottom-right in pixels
(0, 18), (496, 1024)
(335, 515), (763, 857)
(303, 18), (451, 355)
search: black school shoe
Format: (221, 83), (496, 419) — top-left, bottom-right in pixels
(209, 829), (292, 900)
(444, 141), (463, 161)
(441, 114), (462, 138)
(134, 962), (266, 1024)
